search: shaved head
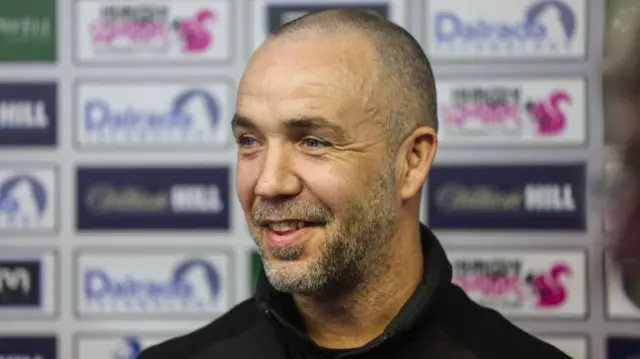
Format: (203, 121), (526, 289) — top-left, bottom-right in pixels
(271, 8), (438, 153)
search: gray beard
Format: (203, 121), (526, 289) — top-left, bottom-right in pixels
(257, 165), (397, 298)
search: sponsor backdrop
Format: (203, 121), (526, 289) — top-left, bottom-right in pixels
(0, 0), (631, 358)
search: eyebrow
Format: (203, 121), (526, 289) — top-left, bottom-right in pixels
(231, 114), (348, 142)
(231, 114), (257, 131)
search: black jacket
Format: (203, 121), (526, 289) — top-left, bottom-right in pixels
(138, 224), (572, 359)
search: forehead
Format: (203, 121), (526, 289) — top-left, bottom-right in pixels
(236, 33), (376, 129)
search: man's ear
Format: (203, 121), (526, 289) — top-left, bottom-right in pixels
(398, 127), (437, 201)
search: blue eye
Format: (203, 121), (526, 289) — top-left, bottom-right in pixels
(304, 138), (325, 148)
(238, 136), (256, 147)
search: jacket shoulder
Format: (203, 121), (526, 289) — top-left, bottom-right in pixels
(435, 284), (572, 359)
(137, 298), (263, 359)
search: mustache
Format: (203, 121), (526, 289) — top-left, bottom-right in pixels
(251, 198), (332, 225)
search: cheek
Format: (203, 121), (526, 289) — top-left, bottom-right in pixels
(298, 159), (366, 210)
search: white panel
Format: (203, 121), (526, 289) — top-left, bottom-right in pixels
(74, 80), (232, 148)
(538, 336), (588, 359)
(75, 250), (233, 318)
(0, 166), (58, 234)
(74, 0), (233, 63)
(436, 77), (587, 146)
(425, 0), (588, 59)
(448, 248), (587, 317)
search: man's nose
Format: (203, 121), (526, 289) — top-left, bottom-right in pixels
(254, 146), (302, 198)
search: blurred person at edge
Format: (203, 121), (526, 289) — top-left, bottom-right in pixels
(138, 9), (570, 359)
(605, 2), (640, 311)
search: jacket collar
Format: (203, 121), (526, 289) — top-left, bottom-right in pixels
(254, 223), (453, 352)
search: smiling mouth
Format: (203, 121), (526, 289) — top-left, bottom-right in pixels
(259, 220), (325, 248)
(267, 221), (317, 232)
(261, 219), (325, 231)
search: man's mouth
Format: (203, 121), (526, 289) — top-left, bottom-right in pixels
(267, 221), (315, 233)
(259, 220), (324, 247)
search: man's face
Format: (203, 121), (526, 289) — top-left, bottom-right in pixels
(233, 34), (398, 296)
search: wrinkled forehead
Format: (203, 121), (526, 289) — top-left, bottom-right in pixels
(236, 35), (377, 131)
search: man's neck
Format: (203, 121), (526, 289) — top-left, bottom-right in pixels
(292, 223), (424, 350)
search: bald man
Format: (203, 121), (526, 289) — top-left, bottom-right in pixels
(139, 9), (571, 359)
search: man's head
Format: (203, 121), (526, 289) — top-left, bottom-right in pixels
(233, 9), (438, 297)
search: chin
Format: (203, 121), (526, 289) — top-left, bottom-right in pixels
(264, 245), (310, 263)
(264, 258), (315, 284)
(266, 236), (323, 261)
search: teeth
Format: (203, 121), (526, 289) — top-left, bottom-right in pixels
(269, 221), (306, 232)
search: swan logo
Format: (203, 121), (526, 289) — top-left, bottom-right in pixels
(525, 0), (576, 41)
(0, 175), (48, 230)
(525, 263), (572, 308)
(111, 337), (142, 359)
(429, 0), (582, 57)
(172, 9), (215, 53)
(82, 257), (223, 314)
(81, 87), (221, 145)
(525, 90), (571, 136)
(89, 5), (216, 55)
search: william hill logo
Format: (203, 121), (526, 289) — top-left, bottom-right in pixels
(435, 183), (576, 213)
(0, 100), (49, 129)
(426, 164), (586, 230)
(76, 167), (230, 230)
(84, 184), (224, 214)
(0, 83), (57, 146)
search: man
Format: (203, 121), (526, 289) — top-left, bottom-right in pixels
(139, 9), (571, 359)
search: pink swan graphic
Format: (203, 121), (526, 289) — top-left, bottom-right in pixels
(525, 90), (572, 136)
(173, 9), (215, 53)
(525, 263), (572, 308)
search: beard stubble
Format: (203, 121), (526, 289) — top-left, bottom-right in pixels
(250, 161), (398, 298)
